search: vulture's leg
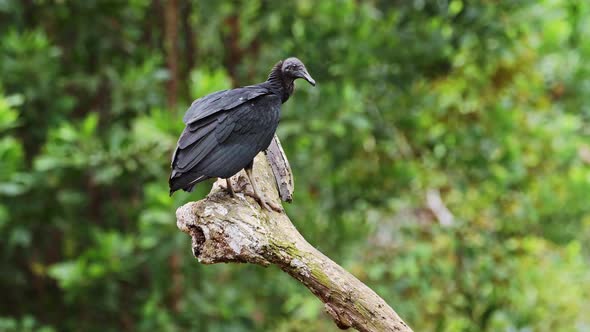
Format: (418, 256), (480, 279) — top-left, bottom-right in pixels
(244, 162), (283, 213)
(218, 177), (236, 197)
(226, 178), (236, 197)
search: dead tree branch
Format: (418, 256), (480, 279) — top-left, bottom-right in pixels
(175, 154), (413, 332)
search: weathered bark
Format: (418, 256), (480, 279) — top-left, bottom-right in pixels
(175, 154), (413, 332)
(266, 135), (294, 203)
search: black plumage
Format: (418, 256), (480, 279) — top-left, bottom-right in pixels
(169, 57), (315, 211)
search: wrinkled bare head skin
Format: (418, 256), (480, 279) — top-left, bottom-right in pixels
(281, 57), (316, 86)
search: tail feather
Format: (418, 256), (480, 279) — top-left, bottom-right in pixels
(169, 172), (208, 196)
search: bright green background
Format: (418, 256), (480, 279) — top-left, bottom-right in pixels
(1, 1), (589, 331)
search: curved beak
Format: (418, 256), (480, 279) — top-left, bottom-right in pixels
(298, 68), (316, 86)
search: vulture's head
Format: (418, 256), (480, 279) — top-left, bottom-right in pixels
(281, 57), (316, 86)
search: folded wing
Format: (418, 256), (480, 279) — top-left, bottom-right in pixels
(182, 85), (269, 125)
(170, 92), (281, 194)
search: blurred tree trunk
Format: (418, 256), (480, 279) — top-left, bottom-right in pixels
(164, 1), (182, 312)
(164, 0), (179, 108)
(224, 14), (241, 87)
(223, 11), (262, 85)
(181, 0), (196, 79)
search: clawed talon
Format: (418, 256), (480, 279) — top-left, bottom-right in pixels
(244, 167), (283, 213)
(220, 176), (282, 213)
(243, 191), (283, 213)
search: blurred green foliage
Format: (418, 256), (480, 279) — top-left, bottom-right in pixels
(1, 1), (590, 331)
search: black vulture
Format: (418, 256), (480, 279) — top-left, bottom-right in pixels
(169, 57), (315, 211)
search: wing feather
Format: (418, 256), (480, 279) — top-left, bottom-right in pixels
(175, 134), (218, 170)
(182, 86), (269, 124)
(178, 121), (216, 149)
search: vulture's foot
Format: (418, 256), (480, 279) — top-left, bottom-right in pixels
(243, 191), (283, 213)
(221, 175), (282, 212)
(243, 168), (283, 213)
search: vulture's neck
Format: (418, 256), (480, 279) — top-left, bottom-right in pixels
(266, 61), (294, 103)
